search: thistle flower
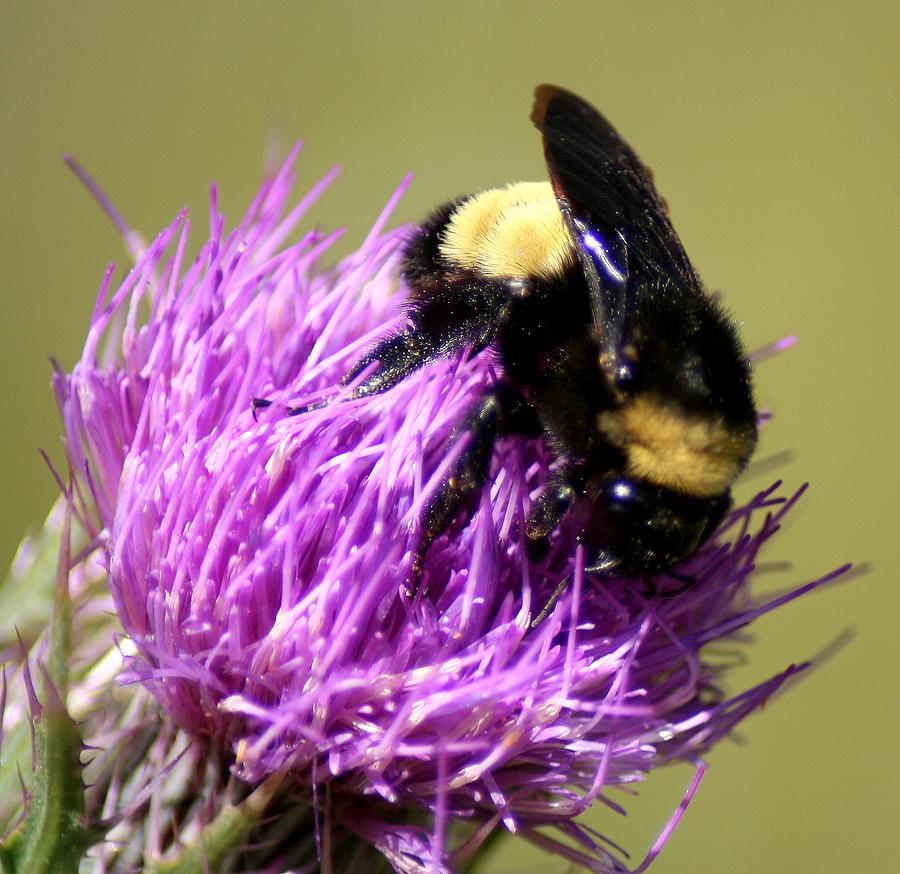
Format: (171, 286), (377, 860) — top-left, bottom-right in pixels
(29, 144), (849, 872)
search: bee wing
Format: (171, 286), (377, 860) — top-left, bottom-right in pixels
(531, 84), (700, 357)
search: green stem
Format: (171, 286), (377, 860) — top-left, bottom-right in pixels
(144, 774), (283, 874)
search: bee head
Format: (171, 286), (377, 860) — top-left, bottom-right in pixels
(580, 476), (731, 577)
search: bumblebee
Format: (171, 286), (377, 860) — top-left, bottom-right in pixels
(339, 85), (757, 589)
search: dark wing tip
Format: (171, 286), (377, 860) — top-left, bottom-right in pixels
(530, 84), (557, 128)
(531, 83), (596, 131)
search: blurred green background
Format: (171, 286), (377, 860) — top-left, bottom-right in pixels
(1, 1), (896, 871)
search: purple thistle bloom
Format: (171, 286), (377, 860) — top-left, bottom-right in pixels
(55, 146), (848, 872)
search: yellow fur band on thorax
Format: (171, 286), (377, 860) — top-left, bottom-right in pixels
(439, 181), (575, 280)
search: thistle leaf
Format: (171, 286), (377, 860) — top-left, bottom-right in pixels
(0, 508), (96, 873)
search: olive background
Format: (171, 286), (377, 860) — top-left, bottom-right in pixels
(1, 2), (896, 872)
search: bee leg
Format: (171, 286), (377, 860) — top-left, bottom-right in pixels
(411, 382), (537, 594)
(524, 477), (582, 627)
(343, 329), (437, 399)
(525, 463), (610, 626)
(524, 480), (579, 563)
(530, 575), (572, 628)
(251, 397), (273, 421)
(344, 276), (514, 400)
(253, 274), (512, 414)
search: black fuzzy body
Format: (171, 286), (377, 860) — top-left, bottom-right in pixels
(339, 85), (759, 589)
(401, 202), (756, 475)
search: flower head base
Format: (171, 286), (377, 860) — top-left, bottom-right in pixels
(56, 146), (847, 871)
